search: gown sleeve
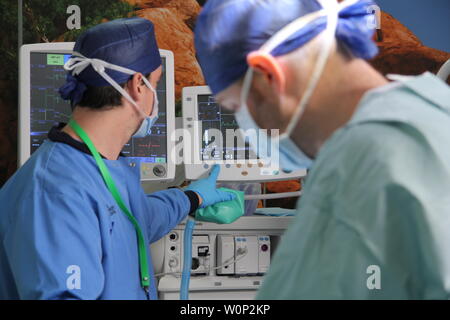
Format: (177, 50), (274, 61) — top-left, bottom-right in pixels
(143, 188), (190, 244)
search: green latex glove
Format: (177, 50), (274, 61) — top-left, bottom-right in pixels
(194, 188), (245, 224)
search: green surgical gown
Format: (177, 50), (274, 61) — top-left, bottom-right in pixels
(257, 73), (450, 299)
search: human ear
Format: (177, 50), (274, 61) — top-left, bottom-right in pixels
(127, 73), (145, 101)
(247, 51), (286, 94)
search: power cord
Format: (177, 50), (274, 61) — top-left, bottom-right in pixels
(210, 247), (248, 271)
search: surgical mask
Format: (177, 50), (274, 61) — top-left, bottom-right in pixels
(236, 0), (351, 172)
(132, 84), (159, 139)
(64, 53), (160, 139)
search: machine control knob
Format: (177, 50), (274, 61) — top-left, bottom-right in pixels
(153, 165), (166, 177)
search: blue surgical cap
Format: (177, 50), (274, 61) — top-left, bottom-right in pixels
(60, 17), (161, 106)
(195, 0), (379, 95)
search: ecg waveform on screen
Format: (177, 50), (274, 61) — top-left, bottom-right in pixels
(29, 53), (169, 163)
(31, 88), (71, 119)
(29, 55), (73, 153)
(197, 94), (256, 161)
(221, 116), (238, 129)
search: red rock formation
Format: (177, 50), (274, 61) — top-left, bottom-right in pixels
(136, 7), (205, 99)
(264, 180), (302, 209)
(126, 0), (200, 21)
(371, 12), (450, 84)
(125, 0), (205, 99)
(266, 180), (301, 194)
(126, 0), (167, 8)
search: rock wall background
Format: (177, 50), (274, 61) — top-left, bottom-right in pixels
(0, 1), (449, 206)
(133, 0), (205, 99)
(371, 11), (450, 79)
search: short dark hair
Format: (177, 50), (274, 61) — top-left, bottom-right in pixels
(76, 84), (125, 110)
(75, 73), (150, 110)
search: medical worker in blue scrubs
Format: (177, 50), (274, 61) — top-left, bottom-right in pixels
(195, 0), (450, 299)
(0, 18), (239, 299)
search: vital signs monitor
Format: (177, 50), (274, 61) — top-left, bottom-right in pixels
(19, 42), (176, 181)
(182, 86), (307, 182)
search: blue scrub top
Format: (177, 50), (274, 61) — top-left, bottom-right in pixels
(0, 139), (190, 299)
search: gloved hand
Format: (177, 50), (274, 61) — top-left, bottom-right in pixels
(194, 188), (244, 224)
(185, 165), (235, 208)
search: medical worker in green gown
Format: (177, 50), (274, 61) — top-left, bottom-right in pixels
(194, 0), (450, 299)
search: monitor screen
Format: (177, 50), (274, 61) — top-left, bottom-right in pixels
(197, 94), (257, 161)
(183, 85), (306, 182)
(30, 53), (72, 153)
(29, 52), (168, 165)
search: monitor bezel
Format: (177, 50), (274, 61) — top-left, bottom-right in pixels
(19, 43), (74, 167)
(182, 86), (307, 182)
(19, 43), (176, 182)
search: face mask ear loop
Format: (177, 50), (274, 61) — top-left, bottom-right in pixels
(259, 9), (327, 54)
(95, 67), (149, 121)
(240, 68), (254, 110)
(281, 0), (359, 136)
(238, 68), (262, 131)
(64, 52), (150, 121)
(281, 3), (340, 139)
(64, 57), (91, 75)
(141, 77), (159, 119)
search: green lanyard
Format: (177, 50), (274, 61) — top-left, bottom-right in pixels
(69, 119), (150, 293)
